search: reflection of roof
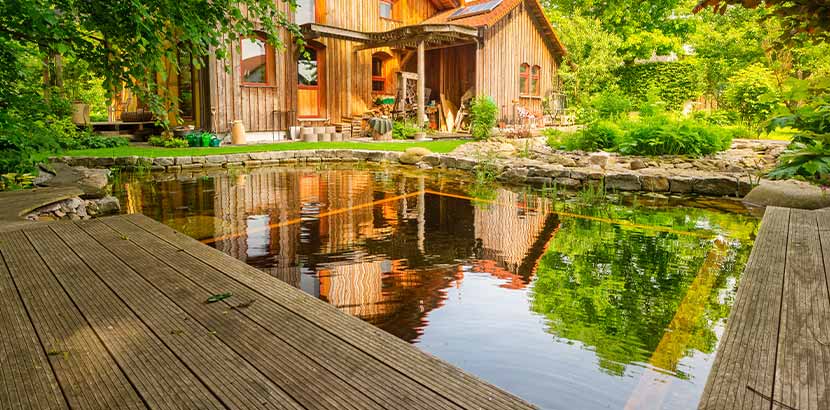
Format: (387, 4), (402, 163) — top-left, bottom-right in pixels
(423, 0), (566, 57)
(241, 55), (265, 75)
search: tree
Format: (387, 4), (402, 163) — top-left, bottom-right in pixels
(693, 0), (830, 43)
(542, 0), (697, 62)
(0, 0), (301, 123)
(546, 9), (624, 104)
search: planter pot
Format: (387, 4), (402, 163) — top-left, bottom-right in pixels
(320, 133), (332, 142)
(333, 133), (343, 142)
(231, 120), (246, 145)
(71, 102), (90, 125)
(313, 126), (326, 136)
(414, 131), (426, 141)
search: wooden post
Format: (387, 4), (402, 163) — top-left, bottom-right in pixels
(417, 40), (425, 128)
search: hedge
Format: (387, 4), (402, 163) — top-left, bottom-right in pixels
(615, 61), (704, 110)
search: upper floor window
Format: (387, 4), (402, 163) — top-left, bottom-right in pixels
(519, 63), (530, 96)
(241, 33), (274, 85)
(296, 0), (316, 25)
(379, 0), (393, 19)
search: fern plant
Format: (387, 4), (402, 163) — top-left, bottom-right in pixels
(767, 98), (830, 184)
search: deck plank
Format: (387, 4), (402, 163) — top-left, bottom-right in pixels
(49, 221), (304, 410)
(82, 218), (392, 410)
(103, 216), (461, 410)
(24, 226), (224, 410)
(818, 208), (830, 232)
(123, 212), (537, 410)
(697, 207), (790, 410)
(0, 241), (67, 410)
(774, 210), (830, 410)
(0, 230), (146, 410)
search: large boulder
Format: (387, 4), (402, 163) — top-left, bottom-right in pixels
(76, 167), (110, 199)
(743, 179), (830, 210)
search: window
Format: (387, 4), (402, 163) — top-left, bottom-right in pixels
(371, 54), (387, 93)
(296, 0), (316, 25)
(379, 0), (392, 19)
(241, 34), (274, 85)
(299, 48), (319, 87)
(519, 63), (530, 95)
(531, 65), (541, 96)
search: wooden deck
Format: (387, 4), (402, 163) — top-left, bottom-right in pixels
(699, 207), (830, 410)
(0, 214), (535, 410)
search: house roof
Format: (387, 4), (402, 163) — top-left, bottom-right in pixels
(423, 0), (566, 57)
(429, 0), (461, 10)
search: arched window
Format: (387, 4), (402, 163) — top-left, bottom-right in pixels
(241, 33), (274, 85)
(519, 63), (530, 95)
(531, 65), (541, 96)
(371, 52), (391, 93)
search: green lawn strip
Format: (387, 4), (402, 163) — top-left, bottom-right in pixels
(62, 140), (468, 158)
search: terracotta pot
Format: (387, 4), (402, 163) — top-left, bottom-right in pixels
(231, 121), (246, 145)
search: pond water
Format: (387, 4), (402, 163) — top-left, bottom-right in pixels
(114, 164), (759, 410)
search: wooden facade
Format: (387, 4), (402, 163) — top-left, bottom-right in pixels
(176, 0), (565, 133)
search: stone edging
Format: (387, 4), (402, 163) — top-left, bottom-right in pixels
(52, 149), (756, 198)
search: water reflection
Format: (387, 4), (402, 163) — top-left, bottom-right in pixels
(115, 165), (758, 410)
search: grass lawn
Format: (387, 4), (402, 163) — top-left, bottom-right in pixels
(62, 140), (468, 158)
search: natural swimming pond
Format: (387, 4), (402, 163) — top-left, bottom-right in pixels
(114, 164), (759, 410)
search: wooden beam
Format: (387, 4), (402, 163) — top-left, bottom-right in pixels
(417, 40), (425, 128)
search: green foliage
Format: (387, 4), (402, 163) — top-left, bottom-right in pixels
(722, 64), (781, 127)
(149, 136), (189, 149)
(56, 127), (130, 150)
(0, 173), (36, 191)
(562, 121), (623, 151)
(469, 96), (498, 141)
(615, 62), (704, 110)
(617, 115), (734, 156)
(392, 121), (420, 140)
(545, 10), (624, 104)
(693, 0), (830, 44)
(590, 90), (633, 120)
(767, 97), (830, 184)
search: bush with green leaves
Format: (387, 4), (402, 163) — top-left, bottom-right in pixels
(562, 121), (623, 152)
(148, 136), (189, 148)
(392, 121), (420, 140)
(590, 90), (633, 119)
(469, 96), (498, 141)
(767, 97), (830, 184)
(616, 115), (734, 156)
(722, 64), (781, 128)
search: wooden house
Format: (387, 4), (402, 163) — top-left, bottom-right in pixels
(165, 0), (566, 139)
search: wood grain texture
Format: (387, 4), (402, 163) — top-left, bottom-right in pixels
(0, 240), (67, 410)
(0, 230), (146, 410)
(25, 226), (223, 410)
(124, 213), (537, 410)
(698, 207), (790, 410)
(775, 210), (830, 410)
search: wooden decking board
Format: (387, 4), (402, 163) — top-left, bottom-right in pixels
(775, 210), (830, 410)
(698, 207), (790, 410)
(818, 208), (830, 232)
(54, 221), (305, 410)
(103, 216), (459, 410)
(0, 230), (146, 410)
(0, 247), (67, 410)
(124, 213), (537, 410)
(88, 218), (384, 410)
(24, 226), (224, 410)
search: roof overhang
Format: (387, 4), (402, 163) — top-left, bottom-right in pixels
(301, 23), (480, 51)
(430, 0), (461, 10)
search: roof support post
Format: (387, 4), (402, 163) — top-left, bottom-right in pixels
(417, 40), (426, 128)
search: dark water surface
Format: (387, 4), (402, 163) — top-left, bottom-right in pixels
(114, 164), (759, 410)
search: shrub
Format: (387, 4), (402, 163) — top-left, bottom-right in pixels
(616, 115), (733, 156)
(615, 62), (704, 110)
(469, 96), (498, 140)
(392, 121), (419, 140)
(563, 121), (623, 151)
(148, 136), (189, 148)
(590, 90), (633, 119)
(722, 64), (781, 128)
(767, 97), (830, 184)
(57, 127), (130, 150)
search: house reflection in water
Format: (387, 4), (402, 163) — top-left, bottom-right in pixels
(121, 166), (559, 342)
